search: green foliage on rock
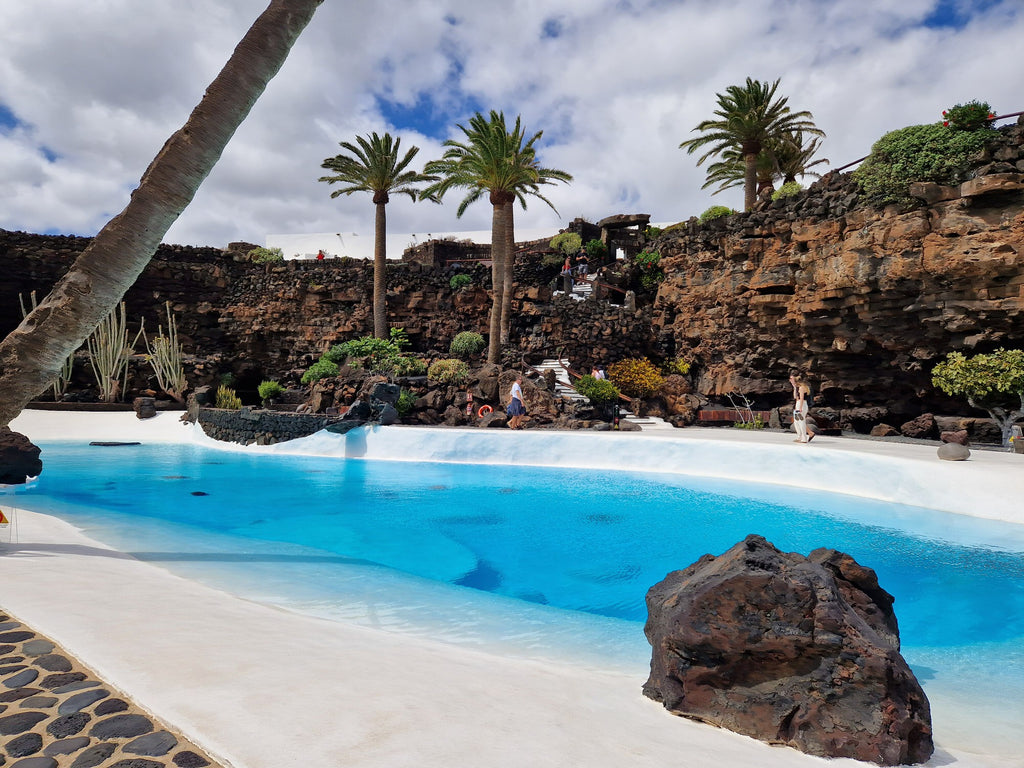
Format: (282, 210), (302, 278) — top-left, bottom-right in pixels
(215, 384), (243, 410)
(428, 358), (470, 385)
(575, 374), (621, 406)
(634, 249), (663, 290)
(301, 358), (340, 384)
(257, 380), (285, 401)
(550, 232), (582, 255)
(584, 238), (608, 262)
(450, 331), (486, 359)
(380, 354), (427, 378)
(699, 205), (735, 223)
(772, 181), (803, 200)
(942, 100), (996, 131)
(608, 357), (665, 398)
(933, 348), (1024, 446)
(247, 246), (284, 264)
(449, 273), (473, 290)
(853, 122), (996, 206)
(396, 388), (417, 416)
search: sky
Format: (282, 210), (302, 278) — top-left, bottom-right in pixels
(1, 0), (1021, 252)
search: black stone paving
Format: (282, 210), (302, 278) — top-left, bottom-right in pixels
(0, 612), (221, 768)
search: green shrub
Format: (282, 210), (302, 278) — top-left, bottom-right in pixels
(449, 331), (486, 360)
(665, 357), (691, 375)
(942, 100), (995, 131)
(541, 253), (565, 269)
(771, 181), (803, 201)
(215, 384), (243, 410)
(449, 274), (473, 290)
(608, 357), (665, 398)
(396, 388), (417, 416)
(549, 232), (582, 255)
(644, 226), (663, 239)
(301, 358), (339, 384)
(584, 238), (608, 262)
(427, 358), (470, 385)
(324, 336), (395, 366)
(699, 205), (735, 223)
(575, 374), (621, 406)
(634, 249), (663, 290)
(257, 380), (285, 401)
(853, 122), (996, 206)
(382, 355), (427, 377)
(247, 246), (284, 264)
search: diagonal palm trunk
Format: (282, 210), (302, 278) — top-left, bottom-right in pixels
(372, 194), (388, 338)
(0, 0), (322, 429)
(499, 200), (515, 346)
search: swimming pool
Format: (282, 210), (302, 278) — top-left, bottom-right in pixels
(6, 434), (1024, 759)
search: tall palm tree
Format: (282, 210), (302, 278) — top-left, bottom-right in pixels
(0, 0), (323, 429)
(423, 111), (571, 363)
(680, 77), (824, 211)
(319, 133), (435, 338)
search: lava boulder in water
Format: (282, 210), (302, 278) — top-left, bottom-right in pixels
(643, 534), (933, 765)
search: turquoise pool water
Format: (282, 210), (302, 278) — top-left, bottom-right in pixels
(6, 440), (1024, 756)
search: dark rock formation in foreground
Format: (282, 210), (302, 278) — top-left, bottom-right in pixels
(0, 427), (42, 483)
(643, 535), (933, 765)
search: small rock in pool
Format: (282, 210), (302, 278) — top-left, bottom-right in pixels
(190, 491), (209, 497)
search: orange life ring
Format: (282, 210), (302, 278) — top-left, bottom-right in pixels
(477, 405), (493, 418)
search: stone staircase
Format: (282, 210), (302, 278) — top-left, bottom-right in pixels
(532, 359), (675, 431)
(551, 275), (593, 301)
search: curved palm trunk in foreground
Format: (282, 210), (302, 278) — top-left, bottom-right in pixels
(0, 0), (322, 429)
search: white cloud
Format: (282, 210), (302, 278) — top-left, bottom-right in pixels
(0, 0), (1022, 247)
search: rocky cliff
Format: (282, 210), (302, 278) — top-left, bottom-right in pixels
(650, 118), (1024, 425)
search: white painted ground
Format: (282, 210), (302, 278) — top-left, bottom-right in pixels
(2, 410), (1021, 768)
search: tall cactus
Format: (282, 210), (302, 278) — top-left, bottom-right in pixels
(86, 303), (143, 403)
(144, 301), (187, 402)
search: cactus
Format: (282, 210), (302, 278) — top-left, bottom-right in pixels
(144, 301), (187, 402)
(86, 303), (143, 403)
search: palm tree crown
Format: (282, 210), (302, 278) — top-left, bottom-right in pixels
(680, 77), (824, 211)
(319, 132), (435, 338)
(319, 132), (432, 205)
(423, 111), (572, 362)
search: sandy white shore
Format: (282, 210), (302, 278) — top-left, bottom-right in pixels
(3, 410), (1022, 768)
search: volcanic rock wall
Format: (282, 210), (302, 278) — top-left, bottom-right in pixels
(649, 120), (1024, 419)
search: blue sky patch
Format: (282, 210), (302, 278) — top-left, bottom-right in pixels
(923, 0), (1003, 29)
(376, 90), (486, 141)
(0, 103), (23, 132)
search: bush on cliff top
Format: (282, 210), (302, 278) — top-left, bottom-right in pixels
(301, 358), (339, 384)
(449, 331), (486, 360)
(699, 205), (735, 223)
(854, 122), (996, 206)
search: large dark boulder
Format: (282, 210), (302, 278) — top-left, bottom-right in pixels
(0, 427), (43, 484)
(643, 535), (932, 765)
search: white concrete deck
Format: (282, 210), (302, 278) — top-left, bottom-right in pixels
(2, 410), (1022, 768)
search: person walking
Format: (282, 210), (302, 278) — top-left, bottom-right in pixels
(790, 373), (813, 443)
(507, 374), (527, 429)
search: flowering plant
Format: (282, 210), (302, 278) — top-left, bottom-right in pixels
(942, 101), (996, 130)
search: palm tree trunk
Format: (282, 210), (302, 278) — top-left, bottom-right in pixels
(486, 201), (507, 364)
(373, 200), (387, 338)
(744, 151), (758, 211)
(499, 200), (515, 345)
(0, 0), (322, 429)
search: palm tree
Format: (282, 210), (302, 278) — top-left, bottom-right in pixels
(319, 133), (435, 338)
(680, 77), (825, 211)
(0, 0), (323, 429)
(423, 111), (571, 363)
(700, 131), (828, 198)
